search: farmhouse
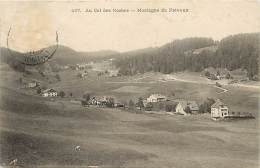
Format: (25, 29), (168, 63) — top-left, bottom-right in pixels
(114, 100), (125, 108)
(204, 67), (228, 80)
(109, 70), (119, 77)
(211, 99), (253, 120)
(41, 89), (58, 97)
(75, 63), (90, 70)
(211, 99), (229, 119)
(90, 96), (110, 106)
(175, 100), (199, 115)
(98, 96), (109, 105)
(24, 81), (37, 88)
(147, 94), (167, 103)
(144, 100), (178, 112)
(79, 71), (88, 78)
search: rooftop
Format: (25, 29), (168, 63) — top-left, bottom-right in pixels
(211, 99), (226, 108)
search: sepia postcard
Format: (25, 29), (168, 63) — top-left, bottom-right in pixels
(0, 0), (259, 167)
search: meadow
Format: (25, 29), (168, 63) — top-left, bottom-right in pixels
(0, 64), (259, 168)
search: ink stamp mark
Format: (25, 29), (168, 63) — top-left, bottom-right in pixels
(6, 27), (59, 66)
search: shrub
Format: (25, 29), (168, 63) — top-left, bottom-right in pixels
(184, 106), (191, 113)
(81, 100), (88, 106)
(216, 82), (222, 87)
(37, 88), (41, 94)
(55, 74), (61, 81)
(205, 71), (210, 77)
(225, 73), (231, 79)
(145, 102), (153, 111)
(137, 97), (144, 110)
(83, 93), (91, 102)
(106, 97), (115, 108)
(165, 104), (173, 112)
(128, 100), (135, 109)
(59, 91), (65, 98)
(158, 103), (164, 110)
(199, 98), (215, 113)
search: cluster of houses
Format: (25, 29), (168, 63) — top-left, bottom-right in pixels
(146, 94), (167, 103)
(75, 63), (92, 70)
(24, 79), (252, 121)
(38, 89), (253, 120)
(143, 94), (199, 115)
(143, 94), (253, 120)
(20, 78), (60, 98)
(88, 96), (124, 107)
(204, 68), (232, 80)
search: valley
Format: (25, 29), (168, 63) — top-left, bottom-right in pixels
(0, 59), (259, 168)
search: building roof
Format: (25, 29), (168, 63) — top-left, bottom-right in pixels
(27, 81), (37, 84)
(42, 88), (57, 93)
(92, 96), (115, 102)
(177, 100), (199, 111)
(211, 99), (226, 108)
(149, 94), (167, 99)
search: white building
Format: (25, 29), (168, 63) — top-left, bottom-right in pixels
(211, 99), (229, 119)
(79, 71), (88, 78)
(76, 63), (90, 70)
(147, 94), (167, 103)
(109, 70), (119, 77)
(24, 81), (37, 88)
(42, 89), (58, 97)
(211, 99), (253, 120)
(175, 100), (199, 115)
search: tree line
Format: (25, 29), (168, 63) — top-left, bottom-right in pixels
(114, 33), (259, 80)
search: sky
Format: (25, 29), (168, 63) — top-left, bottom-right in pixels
(0, 0), (259, 52)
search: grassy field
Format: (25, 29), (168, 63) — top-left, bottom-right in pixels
(0, 87), (258, 168)
(0, 64), (259, 167)
(48, 69), (259, 117)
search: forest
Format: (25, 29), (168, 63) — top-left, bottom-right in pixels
(114, 33), (259, 80)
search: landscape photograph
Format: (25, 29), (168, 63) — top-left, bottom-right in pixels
(0, 1), (259, 168)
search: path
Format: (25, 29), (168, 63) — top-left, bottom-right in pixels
(213, 85), (228, 94)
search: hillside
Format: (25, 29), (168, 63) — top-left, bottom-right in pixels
(0, 81), (258, 167)
(50, 45), (118, 65)
(114, 33), (259, 80)
(0, 45), (118, 67)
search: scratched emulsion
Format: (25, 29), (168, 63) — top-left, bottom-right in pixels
(8, 3), (55, 53)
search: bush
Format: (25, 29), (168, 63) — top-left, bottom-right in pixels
(128, 100), (135, 109)
(145, 102), (153, 111)
(83, 93), (91, 102)
(252, 75), (259, 81)
(184, 106), (191, 113)
(165, 104), (173, 112)
(106, 97), (115, 108)
(199, 98), (215, 113)
(158, 103), (164, 110)
(37, 88), (41, 94)
(81, 100), (89, 106)
(59, 91), (65, 98)
(137, 97), (144, 110)
(55, 74), (61, 81)
(205, 71), (210, 77)
(216, 82), (222, 87)
(225, 73), (231, 79)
